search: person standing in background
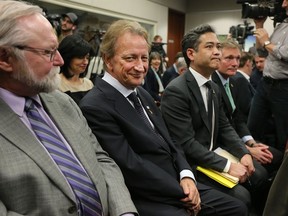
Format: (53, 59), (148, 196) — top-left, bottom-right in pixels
(248, 0), (288, 153)
(150, 35), (169, 69)
(58, 12), (78, 43)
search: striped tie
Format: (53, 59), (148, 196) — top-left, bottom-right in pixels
(25, 98), (103, 216)
(127, 92), (169, 149)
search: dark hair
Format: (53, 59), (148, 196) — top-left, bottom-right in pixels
(239, 51), (254, 68)
(181, 24), (215, 66)
(149, 51), (163, 75)
(58, 34), (94, 78)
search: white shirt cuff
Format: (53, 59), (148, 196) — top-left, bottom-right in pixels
(180, 169), (196, 182)
(241, 135), (253, 143)
(223, 160), (231, 173)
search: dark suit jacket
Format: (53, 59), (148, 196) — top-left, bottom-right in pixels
(142, 67), (162, 102)
(250, 68), (263, 89)
(212, 72), (251, 139)
(0, 91), (136, 216)
(263, 152), (288, 216)
(161, 70), (249, 172)
(231, 72), (255, 119)
(80, 77), (193, 214)
(162, 64), (179, 88)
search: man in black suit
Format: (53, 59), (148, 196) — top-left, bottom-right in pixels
(161, 24), (255, 209)
(212, 41), (282, 214)
(231, 51), (255, 119)
(80, 20), (248, 216)
(250, 49), (267, 89)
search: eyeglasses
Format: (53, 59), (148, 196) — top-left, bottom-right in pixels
(13, 45), (58, 62)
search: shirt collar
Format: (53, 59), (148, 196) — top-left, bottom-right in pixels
(102, 72), (135, 97)
(216, 71), (229, 86)
(0, 87), (41, 116)
(189, 67), (211, 87)
(237, 70), (250, 81)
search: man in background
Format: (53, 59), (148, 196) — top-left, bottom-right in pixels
(250, 49), (267, 89)
(58, 12), (78, 43)
(162, 52), (186, 88)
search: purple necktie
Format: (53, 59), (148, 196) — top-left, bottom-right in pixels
(25, 98), (103, 216)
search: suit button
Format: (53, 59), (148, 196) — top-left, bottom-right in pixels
(68, 206), (77, 214)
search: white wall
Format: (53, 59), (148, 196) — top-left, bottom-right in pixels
(40, 0), (169, 42)
(185, 5), (274, 36)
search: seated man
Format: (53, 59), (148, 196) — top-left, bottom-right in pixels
(212, 41), (282, 214)
(0, 1), (136, 215)
(162, 52), (185, 88)
(80, 19), (248, 216)
(161, 24), (255, 210)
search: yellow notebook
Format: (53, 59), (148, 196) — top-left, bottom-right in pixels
(197, 147), (239, 188)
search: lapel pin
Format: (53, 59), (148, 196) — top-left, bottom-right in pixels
(146, 106), (153, 114)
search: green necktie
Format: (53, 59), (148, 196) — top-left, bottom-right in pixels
(224, 82), (236, 112)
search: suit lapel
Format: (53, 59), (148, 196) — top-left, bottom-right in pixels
(212, 73), (233, 115)
(186, 72), (211, 132)
(136, 88), (172, 146)
(96, 78), (172, 153)
(0, 98), (75, 202)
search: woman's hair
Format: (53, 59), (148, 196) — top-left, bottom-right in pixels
(149, 51), (163, 75)
(58, 34), (94, 78)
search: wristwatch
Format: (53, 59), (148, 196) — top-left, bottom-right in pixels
(263, 40), (271, 48)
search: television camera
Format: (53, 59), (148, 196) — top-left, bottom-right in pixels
(237, 0), (287, 26)
(229, 20), (254, 45)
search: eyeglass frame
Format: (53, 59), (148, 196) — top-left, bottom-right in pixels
(13, 45), (58, 62)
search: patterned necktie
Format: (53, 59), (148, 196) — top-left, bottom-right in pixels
(128, 92), (169, 148)
(224, 82), (236, 112)
(24, 98), (103, 216)
(205, 81), (213, 131)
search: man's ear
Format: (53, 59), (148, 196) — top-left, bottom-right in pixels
(186, 48), (195, 61)
(72, 25), (77, 31)
(102, 54), (112, 71)
(0, 47), (13, 72)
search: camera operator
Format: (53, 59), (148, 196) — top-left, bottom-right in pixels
(58, 12), (78, 43)
(248, 0), (288, 153)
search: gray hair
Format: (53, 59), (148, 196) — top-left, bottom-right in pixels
(0, 0), (43, 47)
(175, 57), (187, 69)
